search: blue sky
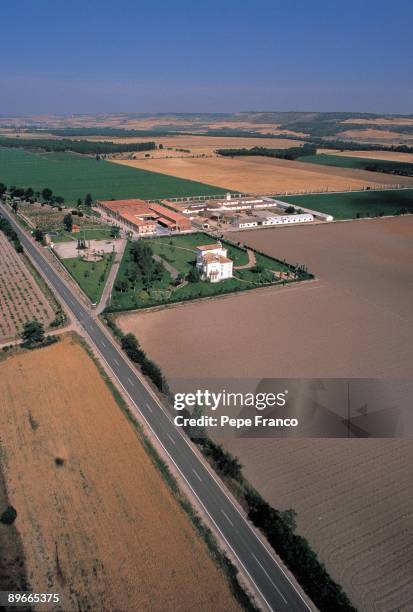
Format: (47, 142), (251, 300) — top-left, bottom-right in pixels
(1, 0), (412, 115)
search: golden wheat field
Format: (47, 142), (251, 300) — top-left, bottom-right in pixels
(0, 335), (240, 612)
(111, 154), (413, 193)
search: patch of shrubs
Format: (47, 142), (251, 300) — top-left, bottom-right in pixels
(105, 315), (168, 393)
(0, 505), (17, 525)
(245, 490), (356, 611)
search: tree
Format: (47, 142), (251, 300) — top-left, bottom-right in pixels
(77, 198), (82, 207)
(285, 205), (296, 214)
(110, 225), (120, 238)
(33, 228), (44, 242)
(55, 195), (65, 205)
(24, 187), (34, 199)
(63, 213), (73, 232)
(84, 193), (93, 207)
(188, 266), (201, 282)
(22, 320), (45, 344)
(42, 187), (53, 201)
(11, 202), (18, 213)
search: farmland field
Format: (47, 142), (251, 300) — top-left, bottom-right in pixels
(298, 153), (413, 175)
(326, 149), (413, 163)
(17, 200), (104, 232)
(282, 188), (413, 219)
(110, 233), (299, 311)
(0, 232), (55, 341)
(0, 148), (228, 203)
(116, 217), (413, 611)
(0, 335), (240, 611)
(113, 155), (413, 194)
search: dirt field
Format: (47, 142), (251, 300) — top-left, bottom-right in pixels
(225, 438), (413, 612)
(112, 155), (413, 194)
(0, 233), (55, 341)
(0, 336), (240, 612)
(341, 117), (413, 126)
(325, 149), (413, 163)
(116, 217), (413, 611)
(89, 134), (303, 157)
(339, 128), (413, 144)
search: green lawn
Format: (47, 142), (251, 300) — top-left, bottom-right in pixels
(298, 153), (413, 175)
(0, 148), (229, 203)
(109, 233), (306, 311)
(51, 227), (114, 243)
(62, 253), (114, 303)
(281, 189), (413, 220)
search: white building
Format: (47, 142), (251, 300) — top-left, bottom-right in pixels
(196, 242), (233, 283)
(233, 216), (259, 229)
(262, 213), (314, 225)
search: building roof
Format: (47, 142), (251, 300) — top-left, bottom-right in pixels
(121, 212), (157, 227)
(149, 203), (190, 225)
(203, 252), (232, 264)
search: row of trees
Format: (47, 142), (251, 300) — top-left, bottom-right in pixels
(216, 144), (317, 161)
(0, 214), (23, 252)
(0, 136), (156, 155)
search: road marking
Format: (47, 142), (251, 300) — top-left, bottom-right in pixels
(127, 377), (134, 386)
(113, 358), (120, 366)
(146, 403), (153, 413)
(167, 433), (176, 445)
(221, 509), (234, 526)
(100, 340), (106, 348)
(192, 468), (203, 482)
(252, 554), (288, 605)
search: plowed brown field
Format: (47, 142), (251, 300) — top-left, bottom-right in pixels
(116, 217), (413, 612)
(0, 336), (240, 612)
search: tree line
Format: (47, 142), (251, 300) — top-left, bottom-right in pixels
(0, 137), (156, 155)
(216, 144), (317, 160)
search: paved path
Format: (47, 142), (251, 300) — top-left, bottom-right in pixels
(234, 248), (256, 270)
(97, 239), (127, 312)
(1, 202), (312, 612)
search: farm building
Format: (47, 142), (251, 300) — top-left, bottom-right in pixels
(96, 199), (191, 234)
(196, 243), (233, 283)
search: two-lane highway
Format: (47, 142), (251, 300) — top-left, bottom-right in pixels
(1, 204), (311, 612)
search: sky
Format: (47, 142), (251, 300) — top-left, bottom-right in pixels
(1, 0), (412, 115)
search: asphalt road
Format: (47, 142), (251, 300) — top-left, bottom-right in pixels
(1, 204), (311, 612)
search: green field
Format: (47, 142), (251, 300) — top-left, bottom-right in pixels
(62, 253), (114, 303)
(298, 153), (413, 176)
(282, 189), (413, 220)
(109, 233), (308, 311)
(51, 227), (114, 243)
(0, 148), (229, 203)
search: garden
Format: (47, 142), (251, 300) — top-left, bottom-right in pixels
(109, 232), (311, 311)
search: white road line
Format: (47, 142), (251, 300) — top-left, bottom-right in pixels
(100, 340), (106, 348)
(252, 554), (287, 605)
(192, 468), (203, 482)
(127, 377), (134, 386)
(146, 403), (153, 413)
(221, 508), (234, 526)
(113, 358), (120, 367)
(167, 433), (176, 445)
